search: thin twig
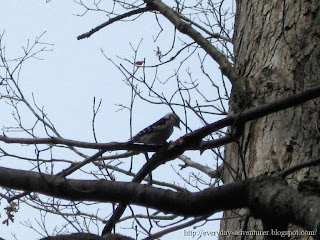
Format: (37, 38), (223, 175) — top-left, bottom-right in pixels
(279, 157), (320, 177)
(77, 7), (151, 40)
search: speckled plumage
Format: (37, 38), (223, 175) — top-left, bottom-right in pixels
(131, 113), (180, 144)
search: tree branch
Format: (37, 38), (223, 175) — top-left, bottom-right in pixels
(0, 166), (246, 215)
(0, 167), (319, 237)
(77, 7), (151, 40)
(279, 157), (320, 177)
(247, 176), (320, 239)
(178, 155), (219, 178)
(185, 83), (320, 147)
(144, 0), (242, 92)
(2, 84), (320, 153)
(0, 136), (160, 152)
(101, 84), (320, 234)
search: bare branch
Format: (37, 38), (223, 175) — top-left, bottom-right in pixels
(102, 84), (320, 233)
(279, 157), (320, 178)
(0, 136), (160, 152)
(143, 215), (209, 240)
(77, 7), (152, 40)
(0, 167), (319, 238)
(178, 155), (219, 178)
(2, 84), (320, 154)
(144, 0), (241, 89)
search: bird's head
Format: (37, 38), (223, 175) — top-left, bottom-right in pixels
(165, 112), (181, 129)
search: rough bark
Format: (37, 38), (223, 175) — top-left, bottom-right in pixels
(221, 0), (320, 239)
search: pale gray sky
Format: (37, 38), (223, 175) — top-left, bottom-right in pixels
(0, 1), (230, 239)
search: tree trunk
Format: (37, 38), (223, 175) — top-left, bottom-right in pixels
(220, 0), (320, 239)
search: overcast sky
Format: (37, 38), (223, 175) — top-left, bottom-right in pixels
(0, 1), (229, 239)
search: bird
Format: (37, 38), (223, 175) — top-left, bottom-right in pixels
(130, 113), (180, 144)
